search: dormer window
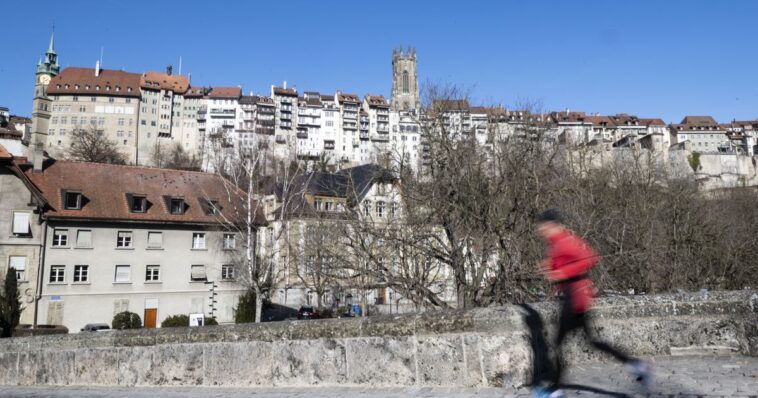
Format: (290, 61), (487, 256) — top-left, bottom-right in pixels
(130, 194), (147, 213)
(169, 198), (185, 215)
(64, 191), (82, 210)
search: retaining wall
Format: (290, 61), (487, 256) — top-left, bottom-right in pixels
(0, 290), (755, 388)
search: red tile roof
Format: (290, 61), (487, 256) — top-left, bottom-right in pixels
(140, 71), (189, 93)
(21, 160), (266, 226)
(640, 118), (666, 126)
(184, 86), (210, 98)
(365, 95), (390, 108)
(0, 144), (12, 160)
(208, 87), (241, 99)
(337, 92), (360, 103)
(273, 87), (298, 97)
(47, 67), (141, 97)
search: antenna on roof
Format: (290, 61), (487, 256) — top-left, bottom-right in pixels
(178, 56), (182, 76)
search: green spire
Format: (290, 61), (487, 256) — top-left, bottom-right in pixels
(47, 32), (55, 55)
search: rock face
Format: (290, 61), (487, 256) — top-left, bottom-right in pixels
(0, 290), (755, 388)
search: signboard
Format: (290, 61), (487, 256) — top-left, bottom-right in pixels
(189, 313), (205, 327)
(351, 304), (362, 316)
(51, 295), (61, 301)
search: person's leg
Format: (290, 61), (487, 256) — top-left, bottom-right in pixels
(581, 311), (654, 388)
(579, 312), (632, 363)
(548, 294), (582, 393)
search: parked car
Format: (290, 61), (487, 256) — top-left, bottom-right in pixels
(297, 306), (319, 320)
(80, 323), (111, 332)
(339, 312), (356, 318)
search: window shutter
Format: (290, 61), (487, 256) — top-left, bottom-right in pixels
(115, 265), (131, 282)
(148, 232), (162, 248)
(12, 212), (30, 234)
(191, 265), (206, 281)
(76, 230), (92, 247)
(113, 299), (129, 315)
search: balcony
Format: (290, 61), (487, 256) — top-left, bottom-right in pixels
(221, 121), (235, 128)
(324, 140), (336, 150)
(210, 109), (235, 118)
(256, 126), (275, 135)
(275, 136), (286, 144)
(371, 134), (390, 142)
(359, 132), (369, 140)
(353, 139), (360, 147)
(296, 131), (308, 139)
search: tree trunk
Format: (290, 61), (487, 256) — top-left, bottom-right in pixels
(254, 286), (263, 323)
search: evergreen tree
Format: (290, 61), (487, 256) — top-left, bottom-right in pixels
(0, 267), (23, 338)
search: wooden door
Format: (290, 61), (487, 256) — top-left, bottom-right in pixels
(144, 308), (157, 329)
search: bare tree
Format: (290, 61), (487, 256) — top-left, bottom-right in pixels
(208, 135), (306, 323)
(151, 141), (201, 171)
(67, 125), (127, 164)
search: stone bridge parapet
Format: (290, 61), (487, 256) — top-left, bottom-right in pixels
(0, 290), (755, 388)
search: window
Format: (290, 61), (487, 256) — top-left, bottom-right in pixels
(9, 256), (26, 281)
(170, 198), (185, 215)
(147, 232), (163, 249)
(50, 265), (65, 283)
(114, 265), (131, 283)
(12, 211), (31, 235)
(190, 264), (207, 281)
(223, 233), (236, 250)
(117, 231), (133, 248)
(390, 202), (398, 218)
(363, 200), (372, 217)
(76, 230), (92, 247)
(222, 265), (235, 280)
(73, 265), (89, 283)
(402, 71), (409, 94)
(145, 265), (160, 282)
(192, 233), (206, 249)
(314, 198), (322, 211)
(376, 201), (385, 218)
(52, 229), (69, 247)
(130, 195), (147, 213)
(64, 191), (82, 210)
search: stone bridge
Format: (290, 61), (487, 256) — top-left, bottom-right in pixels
(0, 290), (755, 391)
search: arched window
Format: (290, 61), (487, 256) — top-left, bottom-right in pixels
(402, 71), (409, 94)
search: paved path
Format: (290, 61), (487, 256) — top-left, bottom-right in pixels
(0, 356), (755, 397)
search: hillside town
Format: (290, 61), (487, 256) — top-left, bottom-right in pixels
(1, 34), (757, 334)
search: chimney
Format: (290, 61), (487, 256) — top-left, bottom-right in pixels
(565, 108), (570, 115)
(33, 143), (44, 173)
(95, 60), (101, 77)
(188, 73), (191, 84)
(283, 81), (287, 89)
(166, 64), (173, 75)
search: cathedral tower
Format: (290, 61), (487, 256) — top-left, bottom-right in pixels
(30, 32), (59, 155)
(391, 47), (419, 112)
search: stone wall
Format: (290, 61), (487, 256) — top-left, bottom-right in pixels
(0, 290), (755, 389)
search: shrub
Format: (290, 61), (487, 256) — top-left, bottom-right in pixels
(0, 267), (23, 338)
(205, 317), (218, 326)
(316, 307), (334, 319)
(234, 290), (257, 323)
(161, 314), (189, 328)
(112, 311), (142, 330)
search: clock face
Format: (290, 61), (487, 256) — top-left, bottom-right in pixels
(39, 75), (51, 85)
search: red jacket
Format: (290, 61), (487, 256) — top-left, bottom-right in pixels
(546, 229), (599, 313)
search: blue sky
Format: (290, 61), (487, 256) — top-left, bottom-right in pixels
(2, 0), (757, 123)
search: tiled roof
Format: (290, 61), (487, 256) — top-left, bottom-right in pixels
(673, 116), (722, 131)
(337, 92), (360, 103)
(0, 144), (12, 160)
(432, 99), (470, 111)
(365, 95), (389, 108)
(208, 87), (242, 99)
(21, 160), (266, 226)
(640, 118), (666, 126)
(47, 67), (141, 97)
(273, 87), (297, 96)
(140, 71), (189, 93)
(184, 86), (210, 98)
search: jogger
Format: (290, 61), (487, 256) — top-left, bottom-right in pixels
(534, 209), (652, 398)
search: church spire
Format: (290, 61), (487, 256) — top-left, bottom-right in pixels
(47, 31), (56, 55)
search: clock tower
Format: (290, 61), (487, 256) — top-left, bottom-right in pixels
(30, 32), (60, 156)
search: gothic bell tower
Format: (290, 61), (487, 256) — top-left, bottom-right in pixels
(30, 32), (60, 154)
(391, 47), (419, 112)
